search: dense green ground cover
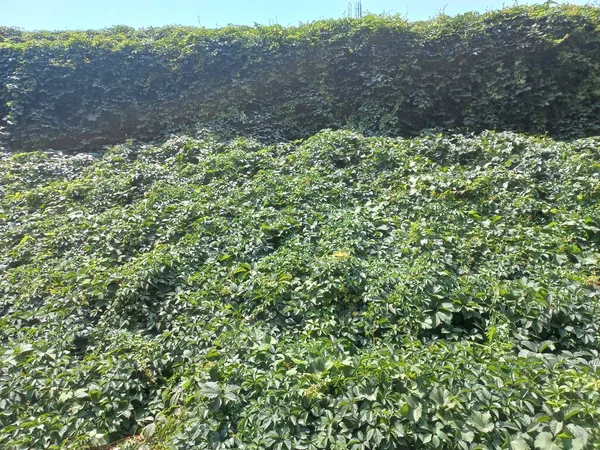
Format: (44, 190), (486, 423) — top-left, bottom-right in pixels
(1, 130), (599, 448)
(1, 4), (600, 152)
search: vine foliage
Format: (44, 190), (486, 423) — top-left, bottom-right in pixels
(1, 4), (600, 152)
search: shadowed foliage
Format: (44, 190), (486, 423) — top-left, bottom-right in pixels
(1, 4), (600, 152)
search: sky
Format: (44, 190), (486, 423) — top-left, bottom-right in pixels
(1, 0), (596, 31)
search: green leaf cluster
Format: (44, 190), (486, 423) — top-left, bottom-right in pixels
(1, 3), (600, 152)
(1, 130), (599, 448)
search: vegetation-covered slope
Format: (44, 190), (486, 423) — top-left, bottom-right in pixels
(1, 3), (600, 152)
(1, 130), (599, 449)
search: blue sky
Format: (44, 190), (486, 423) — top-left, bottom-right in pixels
(1, 0), (595, 31)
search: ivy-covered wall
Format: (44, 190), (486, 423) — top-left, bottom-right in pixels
(1, 3), (599, 152)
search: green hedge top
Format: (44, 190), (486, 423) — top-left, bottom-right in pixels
(1, 3), (600, 152)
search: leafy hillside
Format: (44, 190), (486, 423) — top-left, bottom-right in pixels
(1, 130), (599, 449)
(1, 3), (600, 152)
